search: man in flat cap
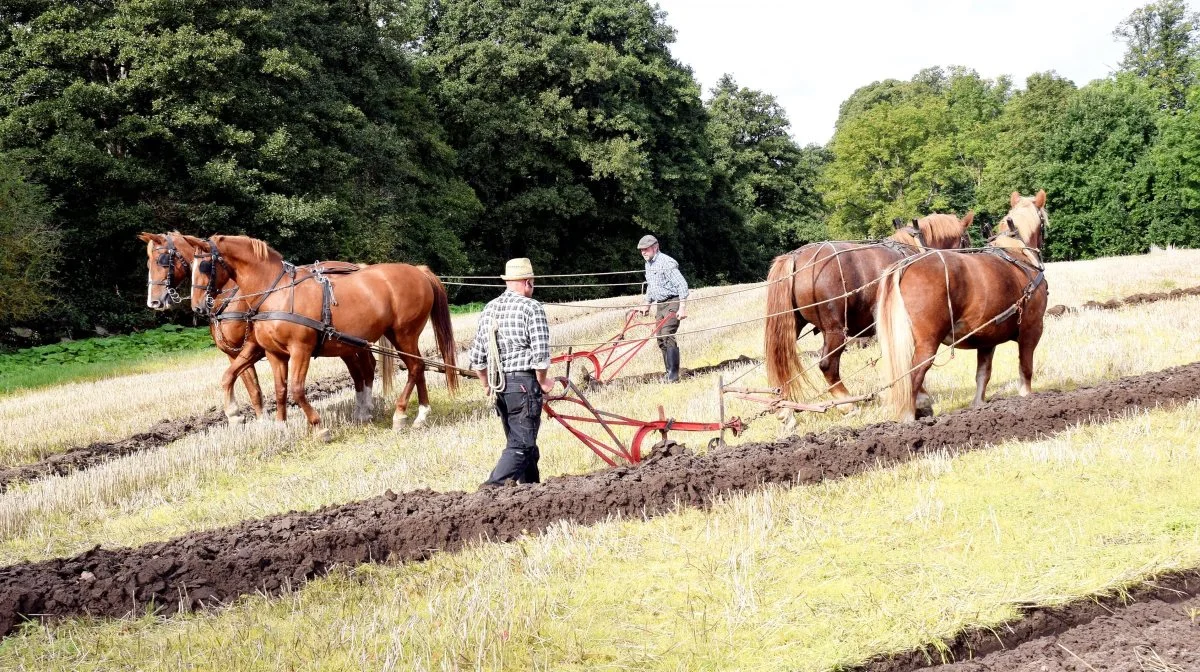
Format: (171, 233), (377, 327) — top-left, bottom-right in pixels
(637, 235), (688, 382)
(468, 258), (555, 486)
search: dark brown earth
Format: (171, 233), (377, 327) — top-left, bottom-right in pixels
(2, 362), (1200, 639)
(0, 373), (354, 492)
(862, 572), (1200, 671)
(1045, 283), (1200, 317)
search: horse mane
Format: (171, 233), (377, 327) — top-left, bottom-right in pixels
(918, 213), (969, 249)
(214, 234), (274, 261)
(888, 228), (921, 247)
(1007, 197), (1048, 245)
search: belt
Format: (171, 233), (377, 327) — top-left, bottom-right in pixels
(656, 295), (678, 303)
(503, 370), (536, 379)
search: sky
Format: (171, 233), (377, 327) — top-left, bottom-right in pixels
(653, 0), (1163, 146)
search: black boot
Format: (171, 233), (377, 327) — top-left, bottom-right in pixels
(664, 344), (680, 382)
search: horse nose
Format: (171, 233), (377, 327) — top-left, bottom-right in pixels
(148, 299), (162, 309)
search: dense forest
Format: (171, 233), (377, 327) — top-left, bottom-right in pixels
(1, 0), (1198, 342)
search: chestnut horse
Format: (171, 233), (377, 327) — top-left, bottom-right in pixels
(876, 190), (1049, 421)
(139, 231), (268, 420)
(139, 232), (376, 424)
(764, 212), (975, 407)
(186, 234), (458, 439)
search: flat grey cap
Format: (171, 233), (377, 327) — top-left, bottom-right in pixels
(637, 234), (658, 249)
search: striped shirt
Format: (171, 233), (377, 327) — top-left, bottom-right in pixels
(644, 252), (689, 303)
(467, 290), (552, 372)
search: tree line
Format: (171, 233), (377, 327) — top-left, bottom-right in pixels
(0, 0), (1196, 343)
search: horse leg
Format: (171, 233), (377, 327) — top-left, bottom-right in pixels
(221, 345), (262, 424)
(340, 353), (367, 423)
(238, 343), (267, 420)
(408, 345), (431, 430)
(389, 331), (417, 430)
(818, 330), (853, 401)
(359, 350), (378, 420)
(909, 341), (940, 421)
(287, 352), (327, 441)
(1017, 322), (1044, 397)
(265, 351), (289, 423)
(973, 346), (995, 407)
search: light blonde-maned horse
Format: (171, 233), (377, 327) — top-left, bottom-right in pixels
(186, 234), (458, 440)
(876, 191), (1049, 421)
(764, 212), (975, 412)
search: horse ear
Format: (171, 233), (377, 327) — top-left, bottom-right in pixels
(180, 234), (208, 250)
(1010, 191), (1021, 207)
(1034, 189), (1046, 209)
(138, 232), (164, 244)
(982, 222), (993, 239)
(892, 217), (903, 230)
(961, 211), (974, 228)
(911, 218), (919, 227)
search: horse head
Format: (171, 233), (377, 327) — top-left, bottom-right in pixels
(186, 235), (277, 316)
(138, 232), (194, 310)
(993, 190), (1048, 265)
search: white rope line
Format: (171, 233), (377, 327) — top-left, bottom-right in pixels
(441, 269), (645, 279)
(442, 280), (647, 288)
(550, 275), (888, 349)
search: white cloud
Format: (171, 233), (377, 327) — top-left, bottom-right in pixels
(654, 0), (1156, 145)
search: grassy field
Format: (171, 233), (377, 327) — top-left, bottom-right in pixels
(0, 248), (1198, 669)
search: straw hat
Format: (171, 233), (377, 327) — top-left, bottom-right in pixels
(637, 234), (658, 249)
(501, 257), (535, 281)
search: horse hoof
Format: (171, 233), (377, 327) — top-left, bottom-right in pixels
(392, 415), (409, 431)
(314, 428), (332, 443)
(914, 406), (934, 420)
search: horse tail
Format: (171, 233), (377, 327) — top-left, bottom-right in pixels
(422, 268), (460, 397)
(876, 263), (916, 420)
(765, 253), (809, 401)
(379, 335), (396, 398)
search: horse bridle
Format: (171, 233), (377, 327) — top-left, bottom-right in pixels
(193, 238), (237, 317)
(990, 208), (1047, 266)
(149, 237), (187, 306)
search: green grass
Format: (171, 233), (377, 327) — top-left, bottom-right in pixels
(450, 301), (486, 314)
(0, 325), (215, 395)
(3, 401), (1199, 671)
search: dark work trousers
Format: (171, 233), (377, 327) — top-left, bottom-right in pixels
(655, 298), (680, 351)
(485, 373), (543, 485)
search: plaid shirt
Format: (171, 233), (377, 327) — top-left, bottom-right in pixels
(468, 290), (551, 372)
(644, 252), (689, 303)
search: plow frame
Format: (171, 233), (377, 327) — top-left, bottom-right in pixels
(550, 309), (675, 383)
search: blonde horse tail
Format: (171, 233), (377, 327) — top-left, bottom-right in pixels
(422, 268), (460, 397)
(764, 253), (809, 402)
(379, 335), (396, 398)
(876, 264), (916, 420)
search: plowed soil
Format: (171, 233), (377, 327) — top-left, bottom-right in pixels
(862, 572), (1200, 671)
(2, 362), (1199, 638)
(1045, 283), (1200, 317)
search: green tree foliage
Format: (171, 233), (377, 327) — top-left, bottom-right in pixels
(1039, 76), (1160, 260)
(1114, 0), (1199, 109)
(978, 72), (1076, 218)
(1144, 83), (1200, 247)
(410, 0), (715, 291)
(0, 0), (477, 331)
(704, 74), (827, 260)
(0, 155), (59, 325)
(824, 68), (1006, 238)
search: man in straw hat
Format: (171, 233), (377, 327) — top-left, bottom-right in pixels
(468, 257), (555, 487)
(637, 234), (688, 382)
